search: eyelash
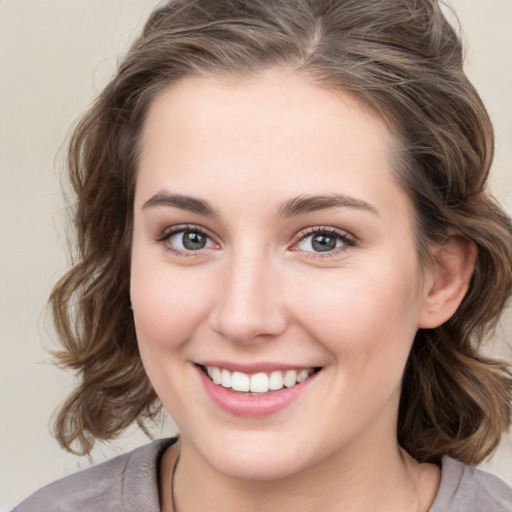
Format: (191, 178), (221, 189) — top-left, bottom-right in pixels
(157, 224), (215, 257)
(293, 226), (357, 258)
(156, 224), (357, 258)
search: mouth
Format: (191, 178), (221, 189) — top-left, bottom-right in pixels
(199, 364), (322, 395)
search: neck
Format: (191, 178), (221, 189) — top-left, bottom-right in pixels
(161, 434), (439, 512)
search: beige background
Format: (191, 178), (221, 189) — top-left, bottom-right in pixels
(1, 0), (511, 509)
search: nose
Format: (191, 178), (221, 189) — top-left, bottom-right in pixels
(209, 251), (288, 344)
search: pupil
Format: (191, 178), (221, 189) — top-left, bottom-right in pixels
(183, 232), (206, 250)
(312, 234), (336, 252)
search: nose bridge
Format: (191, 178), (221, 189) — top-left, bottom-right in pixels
(210, 243), (286, 343)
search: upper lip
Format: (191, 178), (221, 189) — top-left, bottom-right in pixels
(196, 360), (321, 374)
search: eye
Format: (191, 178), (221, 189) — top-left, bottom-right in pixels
(158, 225), (217, 254)
(294, 227), (355, 254)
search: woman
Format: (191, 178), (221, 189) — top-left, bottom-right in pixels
(13, 0), (512, 510)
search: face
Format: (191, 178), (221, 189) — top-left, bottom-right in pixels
(130, 70), (432, 480)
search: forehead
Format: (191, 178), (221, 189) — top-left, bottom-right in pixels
(137, 70), (400, 198)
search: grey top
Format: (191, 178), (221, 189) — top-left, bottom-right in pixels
(12, 438), (512, 511)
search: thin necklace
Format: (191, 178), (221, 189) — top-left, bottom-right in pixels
(169, 446), (423, 512)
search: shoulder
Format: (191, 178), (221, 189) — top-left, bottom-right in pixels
(430, 456), (512, 512)
(11, 437), (177, 512)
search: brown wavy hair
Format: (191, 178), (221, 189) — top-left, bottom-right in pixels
(51, 0), (512, 462)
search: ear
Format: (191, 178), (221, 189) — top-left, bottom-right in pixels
(417, 234), (477, 329)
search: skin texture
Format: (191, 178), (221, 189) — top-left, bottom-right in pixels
(131, 70), (474, 512)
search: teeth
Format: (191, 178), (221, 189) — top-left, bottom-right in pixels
(204, 366), (316, 393)
(268, 371), (283, 390)
(221, 369), (231, 388)
(211, 367), (222, 385)
(250, 373), (269, 393)
(231, 371), (250, 392)
(297, 369), (309, 383)
(283, 370), (297, 387)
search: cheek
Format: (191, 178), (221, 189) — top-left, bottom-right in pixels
(129, 257), (216, 422)
(130, 255), (213, 355)
(291, 263), (421, 364)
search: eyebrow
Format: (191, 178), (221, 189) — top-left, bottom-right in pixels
(279, 194), (379, 218)
(142, 192), (219, 217)
(142, 191), (378, 218)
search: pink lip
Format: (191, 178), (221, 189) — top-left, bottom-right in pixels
(196, 365), (320, 418)
(197, 360), (316, 373)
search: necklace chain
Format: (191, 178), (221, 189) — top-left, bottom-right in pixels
(168, 445), (426, 512)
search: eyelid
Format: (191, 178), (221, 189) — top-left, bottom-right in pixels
(291, 226), (357, 257)
(155, 223), (356, 258)
(156, 223), (220, 256)
(156, 223), (210, 241)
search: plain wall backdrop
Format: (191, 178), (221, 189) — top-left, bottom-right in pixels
(1, 1), (511, 509)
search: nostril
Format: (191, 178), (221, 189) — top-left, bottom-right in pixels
(209, 306), (287, 344)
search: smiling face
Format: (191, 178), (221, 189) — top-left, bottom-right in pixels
(130, 70), (433, 480)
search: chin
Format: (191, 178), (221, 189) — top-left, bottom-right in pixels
(189, 428), (318, 481)
(213, 450), (308, 481)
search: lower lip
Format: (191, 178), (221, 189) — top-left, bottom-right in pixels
(197, 366), (319, 418)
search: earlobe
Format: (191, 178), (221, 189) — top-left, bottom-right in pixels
(418, 234), (477, 329)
